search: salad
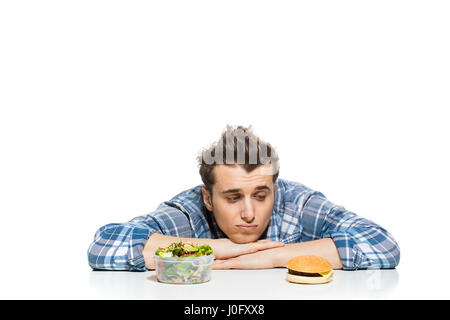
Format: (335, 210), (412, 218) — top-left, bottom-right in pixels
(154, 242), (214, 284)
(155, 241), (213, 258)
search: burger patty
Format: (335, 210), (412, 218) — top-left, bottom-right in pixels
(287, 269), (323, 277)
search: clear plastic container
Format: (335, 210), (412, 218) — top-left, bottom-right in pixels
(154, 254), (214, 284)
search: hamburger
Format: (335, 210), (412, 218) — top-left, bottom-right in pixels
(286, 255), (334, 284)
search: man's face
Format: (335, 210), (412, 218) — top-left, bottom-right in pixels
(201, 164), (277, 244)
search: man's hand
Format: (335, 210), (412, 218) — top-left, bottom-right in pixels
(211, 238), (285, 260)
(213, 247), (282, 269)
(213, 238), (343, 270)
(143, 232), (284, 269)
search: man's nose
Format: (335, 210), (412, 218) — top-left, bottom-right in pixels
(240, 197), (255, 223)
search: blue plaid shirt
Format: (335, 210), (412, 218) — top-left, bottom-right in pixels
(87, 178), (400, 271)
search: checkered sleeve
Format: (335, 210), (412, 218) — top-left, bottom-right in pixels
(301, 193), (400, 270)
(87, 204), (194, 271)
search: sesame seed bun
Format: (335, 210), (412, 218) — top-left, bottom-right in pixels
(286, 255), (332, 274)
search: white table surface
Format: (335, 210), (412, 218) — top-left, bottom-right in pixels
(1, 234), (449, 300)
(2, 262), (447, 300)
(86, 268), (400, 300)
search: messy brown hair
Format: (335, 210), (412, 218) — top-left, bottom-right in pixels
(197, 125), (280, 194)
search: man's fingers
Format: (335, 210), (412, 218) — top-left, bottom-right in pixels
(255, 239), (285, 250)
(213, 259), (237, 270)
(257, 239), (284, 245)
(212, 259), (226, 269)
(242, 239), (284, 255)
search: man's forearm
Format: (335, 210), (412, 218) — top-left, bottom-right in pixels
(212, 237), (343, 270)
(143, 233), (285, 270)
(274, 238), (343, 269)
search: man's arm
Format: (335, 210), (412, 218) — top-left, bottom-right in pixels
(88, 202), (285, 271)
(87, 221), (154, 271)
(213, 238), (342, 269)
(87, 204), (194, 271)
(214, 193), (400, 270)
(311, 196), (401, 270)
(143, 232), (285, 269)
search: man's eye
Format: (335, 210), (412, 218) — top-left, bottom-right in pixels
(255, 195), (266, 200)
(228, 196), (240, 201)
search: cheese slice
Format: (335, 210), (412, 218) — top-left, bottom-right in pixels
(319, 270), (334, 279)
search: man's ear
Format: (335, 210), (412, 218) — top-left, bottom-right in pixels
(273, 184), (277, 200)
(201, 187), (213, 212)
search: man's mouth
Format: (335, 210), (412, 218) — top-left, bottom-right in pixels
(236, 224), (258, 231)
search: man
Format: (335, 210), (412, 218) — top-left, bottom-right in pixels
(87, 125), (400, 271)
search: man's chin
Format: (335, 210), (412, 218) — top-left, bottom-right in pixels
(228, 233), (261, 244)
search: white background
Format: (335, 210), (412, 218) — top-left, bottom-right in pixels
(0, 1), (449, 299)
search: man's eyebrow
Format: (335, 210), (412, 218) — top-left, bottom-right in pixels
(221, 185), (271, 194)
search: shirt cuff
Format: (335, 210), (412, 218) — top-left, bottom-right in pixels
(127, 227), (153, 271)
(324, 231), (369, 270)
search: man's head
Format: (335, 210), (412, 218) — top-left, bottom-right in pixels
(197, 125), (280, 243)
